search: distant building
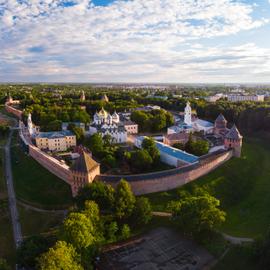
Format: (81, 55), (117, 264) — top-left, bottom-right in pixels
(205, 93), (224, 102)
(35, 130), (76, 152)
(70, 150), (100, 196)
(227, 94), (264, 102)
(135, 105), (161, 111)
(147, 95), (168, 100)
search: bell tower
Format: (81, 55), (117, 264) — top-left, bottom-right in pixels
(184, 101), (192, 126)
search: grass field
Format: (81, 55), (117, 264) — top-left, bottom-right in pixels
(213, 245), (256, 270)
(11, 133), (73, 209)
(18, 205), (65, 237)
(146, 136), (270, 238)
(0, 142), (15, 267)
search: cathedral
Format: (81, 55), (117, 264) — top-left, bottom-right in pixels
(88, 108), (127, 143)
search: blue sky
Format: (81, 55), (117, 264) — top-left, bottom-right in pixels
(1, 0), (270, 83)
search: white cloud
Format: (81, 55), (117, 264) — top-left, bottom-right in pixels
(0, 0), (269, 82)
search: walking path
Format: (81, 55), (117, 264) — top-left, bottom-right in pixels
(5, 129), (22, 247)
(17, 200), (67, 214)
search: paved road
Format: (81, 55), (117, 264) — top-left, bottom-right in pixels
(5, 129), (22, 248)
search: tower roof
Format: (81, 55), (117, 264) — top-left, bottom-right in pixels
(225, 125), (242, 140)
(215, 113), (227, 123)
(71, 151), (99, 173)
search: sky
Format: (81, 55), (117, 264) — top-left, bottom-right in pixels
(1, 0), (270, 83)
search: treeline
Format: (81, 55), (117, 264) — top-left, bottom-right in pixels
(130, 109), (174, 132)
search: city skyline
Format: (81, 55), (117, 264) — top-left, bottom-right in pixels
(1, 0), (270, 83)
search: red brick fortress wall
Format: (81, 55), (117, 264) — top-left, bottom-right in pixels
(96, 150), (233, 195)
(5, 103), (23, 119)
(28, 145), (71, 185)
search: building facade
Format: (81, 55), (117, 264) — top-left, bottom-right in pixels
(89, 108), (127, 143)
(227, 95), (264, 102)
(35, 130), (76, 151)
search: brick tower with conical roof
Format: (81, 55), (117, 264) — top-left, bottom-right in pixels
(224, 124), (243, 157)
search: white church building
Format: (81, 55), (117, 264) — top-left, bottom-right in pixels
(168, 101), (214, 135)
(88, 108), (127, 143)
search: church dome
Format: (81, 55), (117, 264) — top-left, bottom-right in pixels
(99, 107), (108, 117)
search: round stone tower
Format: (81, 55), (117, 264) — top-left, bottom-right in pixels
(224, 124), (243, 157)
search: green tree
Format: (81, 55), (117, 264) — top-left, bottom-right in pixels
(130, 111), (149, 131)
(119, 224), (131, 240)
(46, 120), (62, 131)
(102, 154), (117, 168)
(172, 142), (185, 150)
(114, 179), (136, 220)
(16, 235), (50, 268)
(142, 137), (160, 164)
(60, 212), (95, 250)
(86, 133), (104, 157)
(0, 125), (9, 137)
(190, 139), (209, 156)
(76, 182), (115, 211)
(68, 124), (85, 144)
(38, 241), (83, 270)
(169, 191), (226, 236)
(105, 221), (118, 243)
(0, 258), (10, 270)
(132, 197), (152, 226)
(130, 150), (153, 172)
(151, 110), (166, 131)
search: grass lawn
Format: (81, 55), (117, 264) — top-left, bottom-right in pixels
(145, 136), (270, 238)
(0, 144), (15, 267)
(213, 245), (256, 270)
(11, 133), (73, 209)
(18, 205), (65, 238)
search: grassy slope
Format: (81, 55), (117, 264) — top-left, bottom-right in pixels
(11, 133), (73, 209)
(213, 245), (256, 270)
(18, 205), (64, 237)
(146, 136), (270, 238)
